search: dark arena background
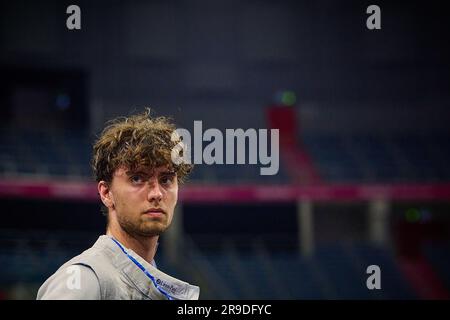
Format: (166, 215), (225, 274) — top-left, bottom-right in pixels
(1, 0), (450, 300)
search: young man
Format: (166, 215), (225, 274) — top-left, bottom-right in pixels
(37, 109), (199, 300)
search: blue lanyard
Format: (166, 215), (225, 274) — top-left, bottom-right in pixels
(110, 237), (173, 300)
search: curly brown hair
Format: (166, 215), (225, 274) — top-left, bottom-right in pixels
(92, 108), (193, 184)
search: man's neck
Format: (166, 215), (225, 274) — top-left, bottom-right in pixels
(107, 225), (159, 265)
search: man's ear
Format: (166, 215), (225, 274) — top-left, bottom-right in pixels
(98, 181), (115, 209)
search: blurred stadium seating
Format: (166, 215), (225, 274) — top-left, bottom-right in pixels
(2, 128), (450, 184)
(302, 132), (450, 183)
(0, 230), (419, 299)
(1, 0), (449, 300)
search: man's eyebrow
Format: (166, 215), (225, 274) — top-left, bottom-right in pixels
(126, 170), (149, 176)
(126, 169), (176, 176)
(160, 170), (176, 176)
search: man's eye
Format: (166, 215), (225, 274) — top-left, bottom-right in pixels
(130, 175), (144, 183)
(160, 175), (174, 186)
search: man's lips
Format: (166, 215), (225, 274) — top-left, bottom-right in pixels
(143, 209), (165, 217)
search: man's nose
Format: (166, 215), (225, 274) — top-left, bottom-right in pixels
(147, 179), (163, 202)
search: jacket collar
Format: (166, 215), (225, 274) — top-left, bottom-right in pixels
(94, 235), (200, 300)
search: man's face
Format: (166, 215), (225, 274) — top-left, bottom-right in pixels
(107, 165), (178, 237)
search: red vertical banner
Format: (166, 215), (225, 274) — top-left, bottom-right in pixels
(267, 105), (298, 148)
(267, 105), (321, 184)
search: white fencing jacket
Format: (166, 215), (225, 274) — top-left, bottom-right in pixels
(37, 235), (200, 300)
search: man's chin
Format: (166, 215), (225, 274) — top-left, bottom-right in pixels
(139, 224), (167, 236)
